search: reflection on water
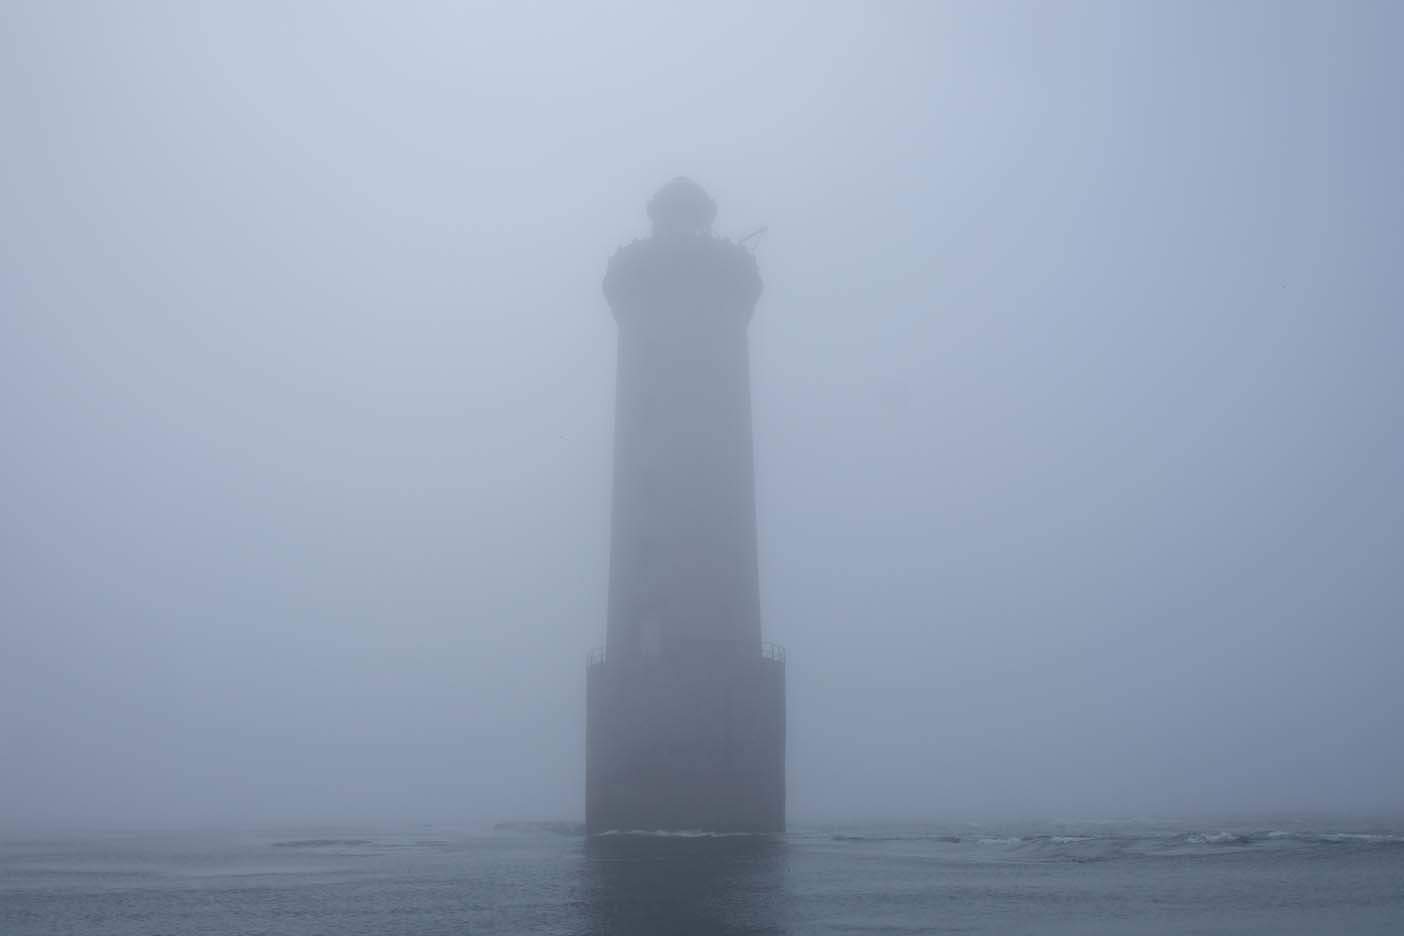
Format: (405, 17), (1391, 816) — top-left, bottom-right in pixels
(585, 834), (787, 935)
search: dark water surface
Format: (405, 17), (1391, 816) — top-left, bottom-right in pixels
(3, 819), (1402, 934)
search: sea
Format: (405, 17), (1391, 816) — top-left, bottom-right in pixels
(3, 818), (1402, 935)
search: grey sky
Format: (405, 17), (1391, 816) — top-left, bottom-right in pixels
(2, 1), (1400, 829)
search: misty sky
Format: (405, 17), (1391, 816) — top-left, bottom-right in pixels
(3, 1), (1401, 830)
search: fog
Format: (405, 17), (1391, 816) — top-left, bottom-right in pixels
(3, 1), (1400, 831)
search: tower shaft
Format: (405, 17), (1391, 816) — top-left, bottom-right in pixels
(606, 271), (761, 661)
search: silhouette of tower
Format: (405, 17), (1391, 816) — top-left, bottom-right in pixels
(586, 179), (785, 833)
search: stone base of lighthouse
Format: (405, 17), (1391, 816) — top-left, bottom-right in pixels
(586, 645), (785, 835)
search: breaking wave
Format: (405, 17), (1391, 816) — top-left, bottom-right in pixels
(831, 833), (963, 844)
(823, 825), (1404, 861)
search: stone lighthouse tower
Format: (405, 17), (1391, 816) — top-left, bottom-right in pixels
(586, 179), (785, 834)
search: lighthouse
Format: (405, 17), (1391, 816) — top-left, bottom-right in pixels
(586, 179), (785, 834)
